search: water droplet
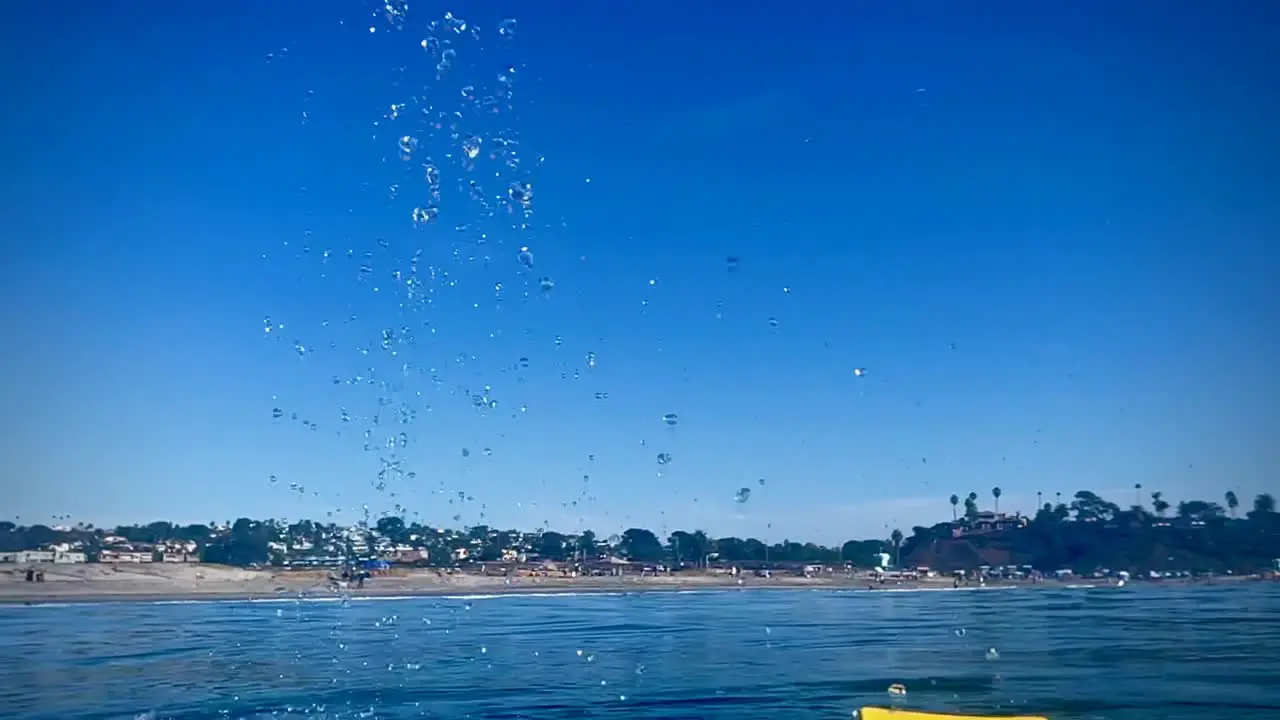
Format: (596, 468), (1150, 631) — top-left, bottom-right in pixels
(585, 352), (596, 369)
(656, 453), (672, 465)
(517, 246), (534, 268)
(853, 368), (867, 377)
(734, 487), (751, 503)
(272, 408), (284, 419)
(662, 413), (679, 427)
(412, 206), (439, 225)
(768, 317), (779, 328)
(726, 256), (741, 272)
(461, 448), (471, 457)
(985, 647), (999, 660)
(508, 181), (533, 209)
(758, 478), (766, 486)
(497, 18), (517, 38)
(539, 277), (554, 291)
(462, 136), (482, 160)
(398, 135), (418, 160)
(437, 47), (457, 74)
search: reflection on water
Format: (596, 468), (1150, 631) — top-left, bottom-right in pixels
(2, 585), (1279, 719)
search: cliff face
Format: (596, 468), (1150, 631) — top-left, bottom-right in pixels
(902, 537), (1013, 571)
(899, 515), (1280, 573)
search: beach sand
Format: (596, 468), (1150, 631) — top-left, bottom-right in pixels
(0, 562), (1147, 605)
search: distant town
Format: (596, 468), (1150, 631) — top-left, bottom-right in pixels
(2, 488), (1278, 577)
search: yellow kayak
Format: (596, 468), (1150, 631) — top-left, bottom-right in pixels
(861, 708), (1046, 720)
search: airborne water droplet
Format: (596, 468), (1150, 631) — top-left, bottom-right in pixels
(398, 135), (418, 160)
(734, 487), (751, 503)
(656, 453), (672, 465)
(508, 181), (533, 209)
(497, 18), (517, 38)
(662, 413), (679, 427)
(517, 246), (534, 268)
(412, 206), (438, 225)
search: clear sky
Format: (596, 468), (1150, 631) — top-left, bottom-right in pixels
(2, 1), (1277, 544)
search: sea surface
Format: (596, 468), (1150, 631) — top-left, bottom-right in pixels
(2, 584), (1278, 720)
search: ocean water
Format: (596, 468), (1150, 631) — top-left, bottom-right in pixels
(1, 585), (1278, 720)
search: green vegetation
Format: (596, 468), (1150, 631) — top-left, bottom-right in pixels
(1, 490), (1276, 574)
(898, 490), (1280, 574)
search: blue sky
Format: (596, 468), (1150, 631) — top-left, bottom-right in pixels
(2, 1), (1277, 544)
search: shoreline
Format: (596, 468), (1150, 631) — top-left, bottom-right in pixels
(1, 566), (1264, 606)
(0, 581), (1062, 606)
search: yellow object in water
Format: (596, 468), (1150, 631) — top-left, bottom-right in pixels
(860, 708), (1047, 720)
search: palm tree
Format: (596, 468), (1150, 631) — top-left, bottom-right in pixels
(992, 487), (1002, 514)
(1150, 491), (1170, 517)
(1036, 490), (1043, 509)
(1225, 491), (1239, 518)
(1134, 482), (1143, 508)
(1255, 493), (1276, 515)
(949, 494), (960, 521)
(890, 528), (904, 567)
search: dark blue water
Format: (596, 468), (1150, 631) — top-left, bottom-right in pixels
(2, 585), (1278, 720)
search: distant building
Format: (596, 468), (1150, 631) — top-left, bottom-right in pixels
(0, 550), (85, 564)
(394, 548), (429, 564)
(160, 552), (199, 563)
(954, 512), (1027, 536)
(99, 550), (152, 563)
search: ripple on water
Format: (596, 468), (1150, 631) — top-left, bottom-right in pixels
(1, 585), (1279, 719)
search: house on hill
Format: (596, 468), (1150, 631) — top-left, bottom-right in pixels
(954, 512), (1026, 537)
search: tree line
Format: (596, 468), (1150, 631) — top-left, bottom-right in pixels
(1, 489), (1276, 572)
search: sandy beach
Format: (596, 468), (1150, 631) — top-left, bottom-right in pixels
(0, 562), (1189, 605)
